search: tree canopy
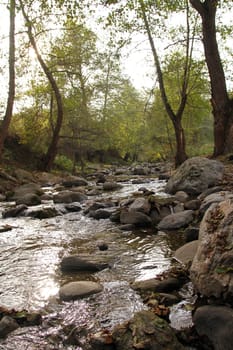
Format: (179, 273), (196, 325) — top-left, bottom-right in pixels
(0, 0), (232, 170)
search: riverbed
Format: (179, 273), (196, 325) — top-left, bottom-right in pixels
(0, 177), (189, 349)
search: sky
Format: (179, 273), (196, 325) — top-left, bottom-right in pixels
(0, 1), (233, 114)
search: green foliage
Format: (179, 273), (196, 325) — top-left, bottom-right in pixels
(54, 154), (73, 171)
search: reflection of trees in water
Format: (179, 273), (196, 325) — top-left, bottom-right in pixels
(158, 230), (186, 256)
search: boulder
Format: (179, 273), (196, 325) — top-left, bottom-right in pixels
(120, 210), (152, 227)
(165, 157), (224, 195)
(0, 316), (19, 338)
(89, 209), (113, 220)
(199, 191), (233, 215)
(64, 203), (82, 212)
(132, 166), (150, 175)
(111, 310), (185, 350)
(193, 305), (233, 350)
(131, 277), (184, 293)
(13, 168), (35, 182)
(16, 193), (41, 206)
(53, 190), (87, 203)
(62, 176), (88, 187)
(59, 281), (103, 301)
(11, 183), (44, 204)
(190, 199), (233, 302)
(157, 210), (194, 230)
(60, 255), (110, 272)
(129, 197), (151, 214)
(174, 240), (198, 265)
(25, 205), (61, 219)
(2, 204), (27, 218)
(103, 182), (123, 191)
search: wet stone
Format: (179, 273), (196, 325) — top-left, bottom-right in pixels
(59, 281), (103, 301)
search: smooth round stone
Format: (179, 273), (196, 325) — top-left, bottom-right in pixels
(59, 281), (103, 301)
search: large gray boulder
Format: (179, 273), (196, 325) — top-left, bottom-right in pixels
(193, 305), (233, 350)
(190, 199), (233, 302)
(157, 210), (194, 230)
(165, 157), (224, 195)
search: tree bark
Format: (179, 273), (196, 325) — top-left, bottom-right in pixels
(0, 0), (15, 159)
(20, 0), (63, 171)
(190, 0), (233, 156)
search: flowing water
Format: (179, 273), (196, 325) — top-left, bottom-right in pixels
(0, 178), (190, 349)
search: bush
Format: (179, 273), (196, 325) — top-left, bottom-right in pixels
(54, 155), (73, 172)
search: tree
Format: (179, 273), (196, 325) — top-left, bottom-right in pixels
(0, 0), (16, 159)
(190, 0), (233, 156)
(101, 0), (201, 166)
(19, 0), (64, 171)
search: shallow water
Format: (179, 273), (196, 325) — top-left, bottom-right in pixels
(0, 178), (188, 349)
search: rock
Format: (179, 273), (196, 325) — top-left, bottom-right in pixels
(25, 206), (61, 219)
(174, 240), (198, 265)
(111, 310), (185, 350)
(62, 176), (88, 187)
(199, 191), (233, 215)
(64, 203), (82, 212)
(59, 281), (103, 301)
(0, 224), (13, 232)
(119, 224), (135, 231)
(89, 209), (112, 220)
(193, 305), (233, 350)
(2, 204), (27, 218)
(11, 183), (44, 201)
(129, 197), (151, 214)
(97, 242), (108, 251)
(16, 193), (41, 206)
(53, 190), (87, 203)
(184, 226), (199, 242)
(165, 157), (224, 195)
(131, 277), (184, 293)
(174, 191), (189, 203)
(0, 316), (19, 338)
(190, 199), (233, 302)
(132, 166), (150, 175)
(13, 168), (35, 182)
(60, 255), (110, 272)
(157, 210), (194, 230)
(120, 210), (152, 227)
(184, 199), (201, 210)
(0, 194), (6, 201)
(103, 182), (123, 191)
(155, 293), (181, 306)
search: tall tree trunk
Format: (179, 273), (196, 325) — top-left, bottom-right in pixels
(0, 0), (15, 159)
(190, 0), (233, 156)
(19, 0), (63, 171)
(139, 0), (188, 167)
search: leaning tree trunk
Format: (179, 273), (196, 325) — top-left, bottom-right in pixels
(0, 0), (15, 159)
(139, 0), (188, 167)
(20, 0), (63, 171)
(190, 0), (233, 156)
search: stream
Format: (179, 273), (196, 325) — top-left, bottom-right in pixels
(0, 177), (192, 349)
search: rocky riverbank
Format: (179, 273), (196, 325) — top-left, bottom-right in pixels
(0, 157), (233, 349)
